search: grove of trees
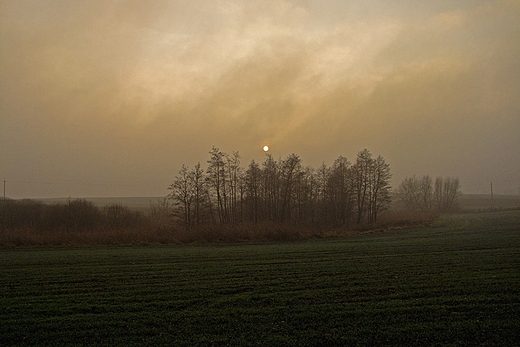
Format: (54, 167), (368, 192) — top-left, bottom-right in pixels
(396, 175), (461, 212)
(0, 149), (465, 245)
(168, 147), (393, 229)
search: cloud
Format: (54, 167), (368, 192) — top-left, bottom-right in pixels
(1, 0), (519, 197)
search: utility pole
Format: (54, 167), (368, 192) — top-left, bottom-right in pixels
(3, 178), (5, 201)
(490, 181), (493, 201)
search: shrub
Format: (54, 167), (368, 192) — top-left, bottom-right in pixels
(103, 203), (144, 229)
(0, 199), (45, 230)
(40, 199), (103, 232)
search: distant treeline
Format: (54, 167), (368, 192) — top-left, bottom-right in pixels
(0, 199), (150, 232)
(395, 175), (461, 213)
(169, 147), (392, 230)
(0, 147), (462, 246)
(0, 196), (440, 246)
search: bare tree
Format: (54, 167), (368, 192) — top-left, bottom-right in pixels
(418, 175), (433, 211)
(315, 162), (330, 225)
(262, 154), (280, 222)
(168, 165), (194, 228)
(294, 166), (318, 225)
(352, 150), (392, 223)
(328, 156), (355, 227)
(279, 154), (302, 222)
(149, 197), (172, 230)
(396, 176), (420, 211)
(398, 175), (460, 213)
(245, 159), (262, 223)
(226, 151), (241, 223)
(368, 155), (392, 223)
(191, 162), (207, 227)
(206, 147), (227, 223)
(353, 149), (373, 224)
(434, 177), (461, 212)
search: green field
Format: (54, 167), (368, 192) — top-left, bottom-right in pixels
(1, 211), (519, 346)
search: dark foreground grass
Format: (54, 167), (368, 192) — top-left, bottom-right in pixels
(1, 211), (519, 346)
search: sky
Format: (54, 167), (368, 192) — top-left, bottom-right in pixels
(1, 0), (519, 198)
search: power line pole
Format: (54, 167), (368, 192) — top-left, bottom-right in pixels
(3, 178), (5, 201)
(490, 181), (493, 201)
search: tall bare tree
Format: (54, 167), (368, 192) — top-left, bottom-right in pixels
(328, 156), (355, 226)
(368, 155), (392, 223)
(245, 159), (262, 223)
(279, 154), (302, 222)
(434, 177), (461, 212)
(353, 150), (392, 223)
(168, 164), (194, 228)
(207, 147), (227, 223)
(354, 149), (373, 224)
(262, 154), (280, 222)
(226, 151), (241, 223)
(191, 162), (207, 227)
(315, 163), (330, 225)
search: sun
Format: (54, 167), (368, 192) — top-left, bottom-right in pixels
(263, 145), (269, 152)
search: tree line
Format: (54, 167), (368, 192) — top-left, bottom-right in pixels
(168, 147), (392, 229)
(395, 175), (461, 212)
(0, 199), (147, 232)
(0, 148), (461, 242)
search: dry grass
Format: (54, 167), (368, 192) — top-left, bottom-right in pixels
(371, 210), (440, 229)
(0, 209), (441, 247)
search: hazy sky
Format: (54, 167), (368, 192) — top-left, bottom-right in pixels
(1, 0), (519, 198)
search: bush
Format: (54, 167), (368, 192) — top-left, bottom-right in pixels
(0, 199), (45, 230)
(103, 203), (144, 229)
(40, 199), (103, 232)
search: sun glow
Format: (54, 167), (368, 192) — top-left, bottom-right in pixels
(263, 145), (269, 152)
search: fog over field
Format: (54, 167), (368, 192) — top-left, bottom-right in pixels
(1, 0), (519, 198)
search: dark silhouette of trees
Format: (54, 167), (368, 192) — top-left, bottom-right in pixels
(328, 156), (354, 226)
(369, 155), (392, 223)
(168, 164), (194, 228)
(0, 199), (44, 231)
(206, 147), (227, 223)
(168, 162), (211, 229)
(352, 150), (392, 224)
(354, 149), (371, 224)
(245, 160), (262, 224)
(279, 153), (302, 222)
(204, 147), (244, 225)
(168, 147), (393, 229)
(191, 162), (207, 227)
(262, 154), (280, 223)
(226, 151), (242, 223)
(0, 198), (148, 233)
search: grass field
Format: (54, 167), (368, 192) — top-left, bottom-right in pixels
(1, 211), (519, 346)
(458, 194), (520, 211)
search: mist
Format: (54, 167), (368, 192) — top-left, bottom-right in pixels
(1, 0), (519, 198)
